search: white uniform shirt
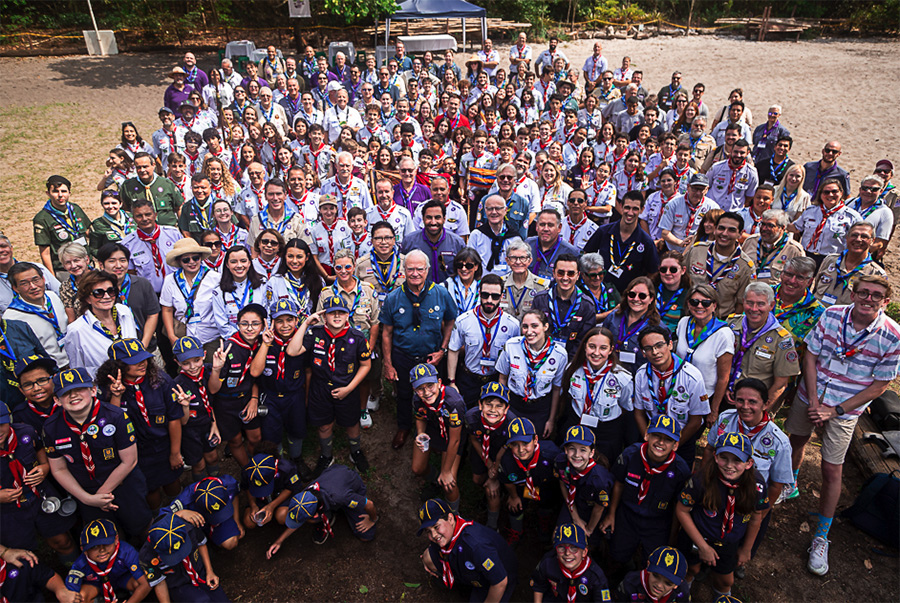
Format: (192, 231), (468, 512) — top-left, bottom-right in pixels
(560, 215), (599, 249)
(449, 308), (520, 375)
(366, 204), (415, 241)
(674, 317), (735, 397)
(310, 219), (352, 268)
(3, 292), (68, 369)
(496, 335), (567, 399)
(467, 230), (519, 278)
(159, 269), (221, 344)
(706, 159), (759, 212)
(121, 226), (183, 293)
(64, 304), (138, 377)
(568, 362), (633, 425)
(413, 201), (470, 238)
(658, 195), (721, 251)
(320, 177), (373, 216)
(709, 409), (793, 485)
(792, 204), (862, 255)
(323, 105), (364, 143)
(210, 280), (268, 338)
(265, 274), (316, 316)
(633, 356), (710, 432)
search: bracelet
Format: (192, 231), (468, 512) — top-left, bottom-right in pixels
(249, 396), (259, 400)
(448, 379), (456, 384)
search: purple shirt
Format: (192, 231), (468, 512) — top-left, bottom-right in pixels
(183, 65), (209, 90)
(164, 84), (194, 118)
(241, 76), (268, 91)
(392, 183), (432, 215)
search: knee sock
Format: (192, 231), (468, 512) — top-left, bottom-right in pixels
(509, 512), (524, 532)
(792, 468), (799, 486)
(486, 510), (500, 530)
(448, 497), (460, 514)
(206, 463), (220, 477)
(349, 437), (362, 454)
(814, 515), (833, 539)
(319, 435), (334, 458)
(288, 438), (304, 459)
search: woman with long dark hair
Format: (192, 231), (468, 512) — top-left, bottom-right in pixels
(602, 276), (661, 375)
(268, 238), (324, 317)
(211, 246), (266, 338)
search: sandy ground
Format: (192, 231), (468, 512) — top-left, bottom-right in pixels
(1, 35), (899, 602)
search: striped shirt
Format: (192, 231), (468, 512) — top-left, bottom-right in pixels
(800, 304), (900, 416)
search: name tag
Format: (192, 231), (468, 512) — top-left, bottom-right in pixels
(619, 351), (636, 364)
(757, 140), (767, 149)
(480, 358), (494, 367)
(755, 349), (773, 360)
(580, 414), (599, 428)
(822, 294), (837, 306)
(608, 266), (623, 278)
(828, 357), (848, 372)
(74, 236), (87, 246)
(756, 270), (772, 280)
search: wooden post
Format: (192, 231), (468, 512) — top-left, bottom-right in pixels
(758, 5), (771, 41)
(686, 0), (695, 36)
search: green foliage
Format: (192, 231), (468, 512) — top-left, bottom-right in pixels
(578, 0), (655, 23)
(849, 0), (900, 32)
(886, 302), (900, 325)
(323, 0), (399, 23)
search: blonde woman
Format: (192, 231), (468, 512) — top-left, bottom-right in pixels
(203, 155), (237, 206)
(537, 160), (572, 219)
(773, 163), (811, 220)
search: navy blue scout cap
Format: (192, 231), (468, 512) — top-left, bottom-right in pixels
(417, 498), (452, 535)
(270, 298), (301, 319)
(52, 368), (93, 397)
(109, 338), (153, 365)
(148, 511), (194, 566)
(506, 417), (536, 443)
(243, 453), (279, 499)
(173, 337), (205, 362)
(647, 414), (681, 441)
(410, 363), (439, 388)
(14, 353), (57, 379)
(647, 546), (687, 585)
(322, 295), (350, 314)
(286, 490), (319, 529)
(553, 523), (587, 549)
(192, 477), (234, 525)
(715, 432), (753, 462)
(480, 382), (509, 404)
(563, 425), (595, 447)
(80, 519), (118, 550)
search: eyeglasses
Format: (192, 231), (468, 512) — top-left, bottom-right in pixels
(759, 222), (779, 229)
(627, 291), (649, 300)
(860, 185), (880, 192)
(259, 239), (280, 247)
(203, 241), (222, 249)
(497, 174), (515, 181)
(584, 272), (602, 279)
(508, 255), (530, 264)
(555, 270), (577, 277)
(91, 287), (117, 299)
(781, 271), (808, 281)
(821, 189), (842, 196)
(373, 235), (395, 243)
(480, 292), (502, 300)
(456, 262), (477, 270)
(406, 267), (427, 273)
(485, 206), (505, 213)
(21, 376), (52, 390)
(334, 264), (354, 271)
(658, 266), (680, 274)
(641, 341), (668, 354)
(399, 168), (415, 174)
(688, 298), (714, 308)
(15, 275), (44, 287)
(855, 289), (886, 301)
(180, 254), (201, 263)
(568, 197), (586, 204)
(238, 321), (263, 328)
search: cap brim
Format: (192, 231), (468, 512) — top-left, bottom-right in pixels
(16, 357), (57, 379)
(55, 382), (93, 397)
(416, 517), (440, 536)
(411, 376), (439, 389)
(157, 542), (192, 567)
(285, 513), (309, 530)
(175, 348), (205, 362)
(249, 482), (276, 500)
(271, 310), (299, 319)
(716, 446), (750, 462)
(650, 566), (684, 586)
(120, 350), (154, 365)
(507, 434), (534, 443)
(207, 501), (234, 526)
(564, 438), (593, 447)
(324, 307), (350, 314)
(83, 535), (117, 550)
(647, 427), (679, 440)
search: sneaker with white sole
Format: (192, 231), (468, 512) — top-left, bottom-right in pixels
(776, 483), (799, 504)
(360, 410), (373, 429)
(807, 536), (830, 575)
(366, 394), (380, 412)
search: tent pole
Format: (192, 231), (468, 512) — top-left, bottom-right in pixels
(384, 18), (390, 67)
(462, 17), (466, 50)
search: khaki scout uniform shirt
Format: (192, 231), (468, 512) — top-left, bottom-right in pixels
(500, 271), (550, 322)
(812, 252), (887, 308)
(355, 252), (406, 302)
(741, 233), (806, 287)
(316, 280), (381, 339)
(684, 242), (754, 319)
(727, 316), (801, 389)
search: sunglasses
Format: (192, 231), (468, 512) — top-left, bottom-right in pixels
(627, 291), (649, 300)
(688, 298), (714, 308)
(584, 272), (602, 279)
(334, 264), (354, 271)
(91, 287), (118, 299)
(658, 266), (680, 274)
(555, 270), (577, 277)
(180, 254), (202, 263)
(203, 241), (222, 249)
(456, 262), (477, 270)
(259, 239), (280, 246)
(860, 186), (880, 193)
(480, 292), (502, 300)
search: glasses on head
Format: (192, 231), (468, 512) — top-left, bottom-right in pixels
(238, 321), (263, 328)
(627, 291), (649, 301)
(480, 292), (502, 300)
(641, 341), (668, 354)
(334, 264), (354, 271)
(456, 262), (477, 270)
(202, 241), (222, 249)
(688, 298), (714, 308)
(855, 289), (886, 302)
(584, 272), (602, 279)
(860, 185), (880, 193)
(91, 287), (117, 299)
(21, 376), (52, 390)
(259, 239), (280, 247)
(556, 270), (577, 278)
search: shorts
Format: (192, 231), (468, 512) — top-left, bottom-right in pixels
(0, 496), (76, 549)
(260, 388), (307, 444)
(81, 471), (151, 540)
(214, 393), (261, 442)
(168, 582), (230, 602)
(308, 386), (361, 428)
(609, 505), (670, 565)
(784, 397), (858, 465)
(181, 422), (217, 465)
(138, 445), (184, 491)
(207, 516), (241, 547)
(678, 530), (740, 575)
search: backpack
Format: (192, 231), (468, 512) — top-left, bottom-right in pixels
(840, 471), (899, 550)
(870, 391), (900, 432)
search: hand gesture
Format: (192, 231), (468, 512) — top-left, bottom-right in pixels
(24, 466), (46, 488)
(212, 341), (232, 371)
(109, 369), (126, 398)
(0, 487), (22, 504)
(261, 320), (275, 345)
(175, 509), (206, 527)
(1, 547), (38, 568)
(173, 384), (193, 408)
(305, 311), (323, 328)
(266, 543), (281, 559)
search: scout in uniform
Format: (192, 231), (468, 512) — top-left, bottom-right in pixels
(288, 295), (372, 475)
(240, 451), (302, 532)
(0, 318), (48, 414)
(418, 498), (518, 602)
(499, 417), (561, 544)
(740, 210), (804, 287)
(98, 338), (185, 508)
(173, 337), (221, 481)
(65, 519), (151, 603)
(411, 363), (467, 513)
(140, 509), (228, 602)
(676, 433), (768, 599)
(169, 475), (243, 550)
(499, 244), (550, 322)
(600, 415), (691, 568)
(120, 153), (185, 227)
(11, 354), (58, 445)
(266, 464), (378, 556)
(554, 426), (613, 548)
(811, 222), (887, 307)
(773, 257), (824, 347)
(355, 221), (406, 302)
(310, 194), (352, 275)
(42, 367), (152, 540)
(0, 549), (72, 603)
(466, 382), (518, 530)
(614, 546), (691, 603)
(33, 175), (91, 276)
(531, 523), (611, 603)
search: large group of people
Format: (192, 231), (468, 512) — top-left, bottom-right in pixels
(1, 35), (898, 603)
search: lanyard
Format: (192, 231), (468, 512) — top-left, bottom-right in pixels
(617, 312), (648, 350)
(508, 284), (530, 315)
(229, 280), (252, 312)
(646, 357), (684, 416)
(835, 251), (873, 290)
(656, 286), (683, 316)
(838, 305), (872, 359)
(609, 233), (637, 270)
(550, 287), (581, 341)
(534, 238), (560, 274)
(684, 317), (727, 363)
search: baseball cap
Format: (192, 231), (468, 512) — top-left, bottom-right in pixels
(876, 159), (893, 172)
(647, 546), (687, 585)
(322, 295), (350, 314)
(192, 477), (234, 525)
(0, 403), (9, 425)
(109, 339), (154, 365)
(480, 382), (509, 405)
(410, 363), (438, 389)
(244, 453), (279, 499)
(715, 432), (753, 462)
(270, 298), (300, 319)
(159, 106), (175, 115)
(326, 81), (343, 93)
(285, 490), (319, 529)
(553, 523), (587, 549)
(417, 498), (451, 535)
(80, 519), (118, 550)
(688, 173), (709, 187)
(563, 425), (595, 448)
(14, 354), (57, 379)
(647, 414), (681, 441)
(148, 511), (194, 566)
(506, 417), (536, 443)
(173, 337), (205, 363)
(714, 596), (743, 603)
(318, 194), (338, 208)
(52, 368), (94, 397)
(179, 99), (196, 110)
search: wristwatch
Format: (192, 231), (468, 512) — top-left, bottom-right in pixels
(835, 405), (846, 416)
(441, 347), (449, 354)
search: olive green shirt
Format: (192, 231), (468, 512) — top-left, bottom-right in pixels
(33, 202), (91, 272)
(119, 175), (183, 227)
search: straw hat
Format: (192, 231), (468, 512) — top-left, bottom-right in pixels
(465, 55), (484, 67)
(165, 238), (211, 267)
(169, 66), (186, 78)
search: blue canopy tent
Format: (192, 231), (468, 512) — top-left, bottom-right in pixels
(385, 0), (487, 51)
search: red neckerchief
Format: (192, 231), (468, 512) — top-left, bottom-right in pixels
(439, 515), (474, 589)
(685, 199), (703, 239)
(640, 569), (673, 603)
(137, 226), (164, 276)
(123, 376), (151, 426)
(184, 150), (200, 175)
(476, 306), (500, 359)
(746, 207), (762, 234)
(256, 255), (279, 280)
(0, 426), (40, 503)
(181, 555), (205, 586)
(334, 176), (353, 202)
(226, 332), (260, 386)
(210, 181), (223, 196)
(727, 159), (746, 194)
(581, 362), (611, 415)
(165, 128), (178, 153)
(637, 442), (675, 505)
(325, 325), (349, 373)
(623, 169), (637, 192)
(513, 443), (542, 499)
(288, 190), (309, 210)
(479, 415), (502, 463)
(738, 411), (770, 438)
(0, 559), (10, 603)
(351, 232), (368, 260)
(377, 203), (396, 223)
(810, 203), (845, 249)
(272, 332), (291, 380)
(205, 252), (224, 270)
(423, 385), (448, 441)
(524, 339), (553, 402)
(168, 175), (187, 193)
(181, 367), (213, 419)
(592, 177), (610, 197)
(307, 482), (334, 536)
(216, 222), (238, 248)
(28, 400), (56, 419)
(560, 556), (592, 603)
(652, 358), (675, 409)
(62, 401), (102, 480)
(611, 149), (627, 172)
(250, 185), (266, 213)
(673, 162), (689, 180)
(561, 458), (597, 507)
(321, 219), (339, 265)
(567, 214), (588, 244)
(720, 476), (739, 538)
(84, 539), (120, 603)
(308, 143), (326, 174)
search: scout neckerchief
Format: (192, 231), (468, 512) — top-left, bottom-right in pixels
(683, 317), (728, 363)
(513, 442), (542, 499)
(63, 400), (102, 480)
(28, 400), (56, 419)
(549, 286), (582, 343)
(0, 426), (39, 503)
(180, 554), (205, 586)
(269, 331), (292, 380)
(878, 183), (896, 204)
(706, 245), (740, 290)
(656, 285), (683, 318)
(566, 214), (587, 245)
(638, 442), (675, 505)
(561, 456), (597, 507)
(329, 279), (363, 315)
(226, 331), (259, 387)
(350, 232), (368, 260)
(809, 201), (845, 250)
(850, 196), (884, 220)
(684, 197), (704, 239)
(560, 554), (592, 603)
(259, 206), (294, 234)
(439, 515), (474, 588)
(476, 306), (501, 364)
(325, 325), (349, 373)
(479, 414), (502, 463)
(205, 251), (224, 270)
(774, 286), (817, 322)
(403, 281), (433, 331)
(123, 376), (151, 426)
(216, 222), (238, 249)
(228, 280), (253, 316)
(118, 275), (132, 306)
(136, 226), (164, 277)
(581, 361), (612, 416)
(522, 338), (553, 402)
(91, 306), (122, 342)
(837, 304), (874, 361)
(421, 230), (447, 282)
(256, 255), (279, 281)
(422, 385), (449, 441)
(647, 356), (685, 416)
(286, 273), (311, 314)
(8, 294), (64, 344)
(320, 219), (340, 266)
(305, 484), (334, 536)
(449, 277), (479, 314)
(175, 266), (209, 321)
(477, 222), (511, 271)
(744, 206), (763, 235)
(84, 539), (120, 603)
(191, 198), (214, 230)
(756, 232), (790, 274)
(809, 162), (836, 197)
(737, 411), (771, 439)
(102, 210), (135, 240)
(184, 149), (201, 175)
(609, 231), (637, 274)
(617, 311), (649, 352)
(720, 475), (739, 538)
(640, 568), (674, 603)
(181, 366), (213, 419)
(43, 200), (82, 239)
(533, 237), (560, 276)
(769, 155), (789, 182)
(581, 282), (611, 314)
(729, 312), (777, 388)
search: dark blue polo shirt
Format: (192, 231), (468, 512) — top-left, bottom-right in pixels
(0, 558), (55, 602)
(173, 365), (215, 432)
(531, 549), (610, 602)
(499, 440), (560, 502)
(617, 570), (691, 602)
(0, 318), (47, 412)
(66, 541), (143, 593)
(465, 407), (518, 462)
(425, 521), (517, 596)
(306, 464), (368, 513)
(613, 443), (691, 520)
(532, 288), (597, 358)
(584, 221), (659, 294)
(679, 470), (769, 543)
(380, 282), (457, 358)
(554, 452), (614, 522)
(303, 325), (370, 389)
(101, 373), (183, 454)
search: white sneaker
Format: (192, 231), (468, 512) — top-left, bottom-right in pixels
(776, 483), (799, 505)
(360, 410), (373, 429)
(807, 536), (830, 576)
(366, 394), (380, 412)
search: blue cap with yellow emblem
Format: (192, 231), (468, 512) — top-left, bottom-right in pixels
(173, 336), (205, 362)
(0, 403), (8, 425)
(647, 414), (681, 441)
(553, 523), (587, 549)
(13, 353), (57, 379)
(270, 298), (301, 319)
(148, 510), (194, 566)
(647, 546), (687, 585)
(243, 453), (279, 499)
(410, 363), (439, 388)
(563, 425), (595, 448)
(285, 490), (320, 529)
(191, 477), (234, 525)
(322, 295), (350, 314)
(714, 596), (743, 603)
(715, 432), (753, 462)
(506, 417), (536, 443)
(80, 518), (118, 550)
(416, 498), (452, 535)
(52, 367), (94, 397)
(480, 382), (509, 405)
(108, 338), (153, 365)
